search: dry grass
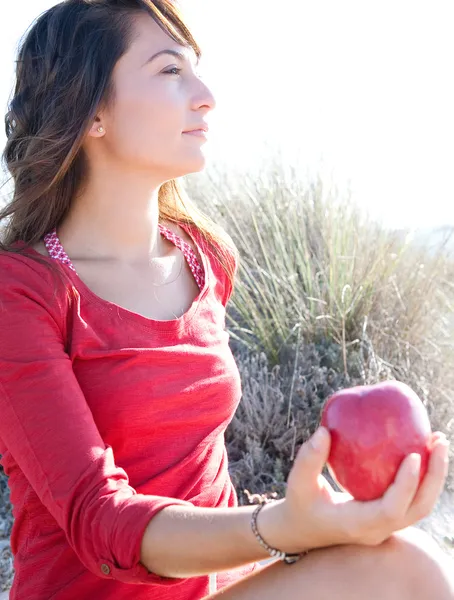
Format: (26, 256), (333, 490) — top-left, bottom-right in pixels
(185, 155), (454, 498)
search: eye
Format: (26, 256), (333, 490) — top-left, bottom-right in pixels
(163, 66), (204, 80)
(164, 67), (182, 76)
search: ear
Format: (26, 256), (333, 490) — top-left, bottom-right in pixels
(87, 117), (106, 138)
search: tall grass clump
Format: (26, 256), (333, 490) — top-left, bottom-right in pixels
(185, 154), (454, 500)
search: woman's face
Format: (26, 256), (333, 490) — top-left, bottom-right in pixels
(93, 12), (216, 181)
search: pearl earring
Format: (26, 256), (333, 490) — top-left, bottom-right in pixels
(97, 126), (104, 133)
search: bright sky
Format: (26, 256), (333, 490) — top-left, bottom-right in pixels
(1, 0), (453, 230)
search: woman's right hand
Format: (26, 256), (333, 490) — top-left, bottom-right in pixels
(265, 426), (449, 554)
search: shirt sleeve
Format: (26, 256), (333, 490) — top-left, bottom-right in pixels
(0, 255), (193, 586)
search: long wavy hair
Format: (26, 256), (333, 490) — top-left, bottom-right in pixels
(1, 0), (239, 294)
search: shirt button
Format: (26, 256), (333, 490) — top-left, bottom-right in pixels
(100, 563), (111, 575)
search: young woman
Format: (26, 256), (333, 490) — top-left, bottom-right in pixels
(0, 1), (452, 599)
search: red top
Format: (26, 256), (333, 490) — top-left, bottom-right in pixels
(0, 223), (259, 599)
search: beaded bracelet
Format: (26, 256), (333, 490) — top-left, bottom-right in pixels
(251, 499), (309, 565)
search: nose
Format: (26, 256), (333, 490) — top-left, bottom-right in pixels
(191, 77), (217, 113)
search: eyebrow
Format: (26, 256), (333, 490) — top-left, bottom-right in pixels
(143, 49), (200, 68)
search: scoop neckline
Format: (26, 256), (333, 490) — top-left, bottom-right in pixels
(22, 221), (211, 334)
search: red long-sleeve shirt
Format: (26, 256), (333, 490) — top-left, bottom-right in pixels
(0, 224), (260, 599)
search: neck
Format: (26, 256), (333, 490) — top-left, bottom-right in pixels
(57, 168), (170, 265)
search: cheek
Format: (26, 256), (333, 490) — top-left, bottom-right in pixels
(111, 87), (182, 158)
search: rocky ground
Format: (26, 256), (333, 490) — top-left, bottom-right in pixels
(416, 489), (454, 559)
(0, 472), (13, 594)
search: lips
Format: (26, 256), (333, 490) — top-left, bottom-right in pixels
(183, 124), (209, 133)
(183, 129), (208, 139)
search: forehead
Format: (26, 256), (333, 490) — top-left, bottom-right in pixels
(127, 12), (197, 63)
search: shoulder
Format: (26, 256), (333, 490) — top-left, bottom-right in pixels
(0, 247), (71, 311)
(163, 219), (237, 304)
(177, 221), (238, 303)
(162, 219), (199, 249)
(0, 244), (52, 282)
(29, 239), (50, 257)
(162, 219), (206, 268)
(162, 220), (192, 245)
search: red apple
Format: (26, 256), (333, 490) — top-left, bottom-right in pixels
(320, 380), (432, 501)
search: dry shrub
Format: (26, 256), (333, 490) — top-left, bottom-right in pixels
(226, 336), (454, 506)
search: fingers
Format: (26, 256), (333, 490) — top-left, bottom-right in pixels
(342, 438), (450, 544)
(404, 438), (449, 524)
(342, 452), (422, 541)
(338, 438), (449, 545)
(432, 431), (447, 444)
(380, 453), (421, 520)
(290, 427), (331, 496)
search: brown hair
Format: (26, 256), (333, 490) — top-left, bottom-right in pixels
(1, 0), (238, 295)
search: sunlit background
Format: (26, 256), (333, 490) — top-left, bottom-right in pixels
(1, 0), (453, 231)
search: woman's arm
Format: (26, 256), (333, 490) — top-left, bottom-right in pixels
(0, 257), (192, 586)
(140, 501), (279, 578)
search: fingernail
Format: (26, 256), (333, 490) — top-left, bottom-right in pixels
(310, 427), (326, 450)
(410, 454), (421, 475)
(436, 435), (450, 445)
